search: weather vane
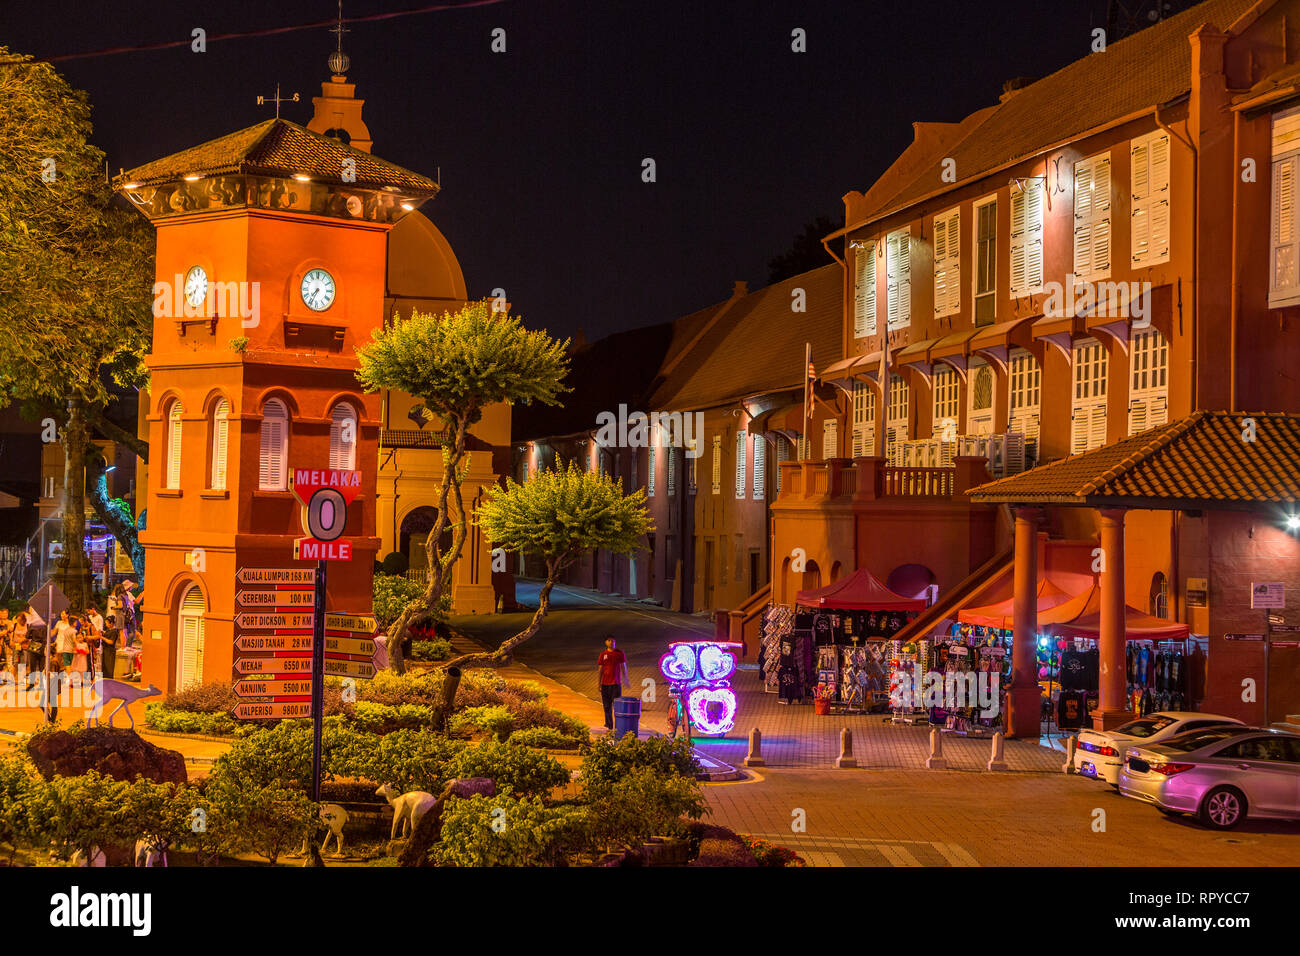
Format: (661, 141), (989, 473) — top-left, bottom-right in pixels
(256, 82), (300, 119)
(329, 0), (351, 75)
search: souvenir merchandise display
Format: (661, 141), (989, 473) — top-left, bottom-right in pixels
(810, 639), (889, 712)
(761, 604), (795, 693)
(1125, 639), (1194, 715)
(931, 624), (1009, 735)
(887, 638), (930, 724)
(1036, 636), (1098, 730)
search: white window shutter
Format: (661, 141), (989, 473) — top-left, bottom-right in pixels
(211, 398), (229, 490)
(752, 436), (766, 499)
(259, 401), (287, 490)
(1025, 186), (1043, 291)
(1092, 157), (1112, 274)
(1089, 402), (1108, 449)
(167, 402), (183, 489)
(775, 436), (789, 492)
(329, 403), (357, 471)
(898, 232), (911, 326)
(735, 430), (747, 497)
(933, 209), (961, 317)
(821, 420), (838, 459)
(1272, 154), (1300, 302)
(667, 443), (676, 496)
(854, 244), (876, 337)
(886, 232), (900, 328)
(1074, 155), (1111, 278)
(647, 437), (656, 497)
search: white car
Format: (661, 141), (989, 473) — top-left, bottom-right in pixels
(1073, 711), (1244, 784)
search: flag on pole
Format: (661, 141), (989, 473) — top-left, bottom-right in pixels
(802, 342), (812, 459)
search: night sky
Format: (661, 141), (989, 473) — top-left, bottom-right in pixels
(2, 0), (1117, 340)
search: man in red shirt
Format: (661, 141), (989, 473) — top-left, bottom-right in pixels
(596, 635), (628, 730)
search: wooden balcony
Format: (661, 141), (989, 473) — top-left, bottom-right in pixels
(776, 456), (990, 503)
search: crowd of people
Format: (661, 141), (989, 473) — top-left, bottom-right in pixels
(0, 581), (142, 697)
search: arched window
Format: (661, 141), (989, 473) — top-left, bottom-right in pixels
(1150, 572), (1169, 619)
(178, 584), (206, 689)
(329, 402), (358, 470)
(165, 400), (184, 489)
(259, 398), (289, 490)
(210, 398), (229, 490)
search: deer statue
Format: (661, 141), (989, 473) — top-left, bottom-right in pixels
(134, 836), (169, 867)
(87, 679), (161, 730)
(376, 783), (437, 841)
(299, 803), (349, 857)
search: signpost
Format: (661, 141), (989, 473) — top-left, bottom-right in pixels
(234, 655), (313, 675)
(233, 677), (315, 698)
(232, 701), (314, 721)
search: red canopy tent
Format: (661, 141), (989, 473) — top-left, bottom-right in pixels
(956, 578), (1075, 630)
(1037, 581), (1189, 641)
(796, 569), (927, 611)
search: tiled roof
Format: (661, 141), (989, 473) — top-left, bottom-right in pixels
(650, 264), (844, 411)
(119, 119), (439, 195)
(857, 0), (1259, 226)
(969, 411), (1300, 506)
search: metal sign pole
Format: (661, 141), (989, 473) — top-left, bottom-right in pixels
(310, 560), (326, 803)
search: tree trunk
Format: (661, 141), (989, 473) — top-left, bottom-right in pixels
(87, 410), (148, 462)
(85, 447), (145, 592)
(387, 412), (474, 673)
(441, 557), (565, 672)
(54, 398), (92, 612)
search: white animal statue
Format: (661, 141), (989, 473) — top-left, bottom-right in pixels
(87, 679), (161, 729)
(376, 783), (437, 841)
(70, 846), (106, 867)
(134, 836), (168, 867)
(300, 803), (349, 857)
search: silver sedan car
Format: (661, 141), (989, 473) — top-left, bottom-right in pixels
(1117, 727), (1300, 829)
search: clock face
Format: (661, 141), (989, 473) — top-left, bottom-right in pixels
(184, 265), (207, 309)
(301, 268), (336, 312)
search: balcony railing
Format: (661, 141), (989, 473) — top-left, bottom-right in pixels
(776, 454), (992, 503)
(881, 466), (954, 497)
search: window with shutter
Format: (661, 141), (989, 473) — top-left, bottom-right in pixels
(933, 207), (961, 317)
(666, 442), (676, 496)
(166, 400), (183, 489)
(821, 419), (838, 460)
(210, 398), (229, 490)
(1130, 131), (1170, 267)
(853, 242), (877, 337)
(1070, 338), (1109, 454)
(752, 436), (766, 500)
(647, 431), (656, 497)
(259, 399), (288, 490)
(886, 228), (911, 329)
(329, 402), (358, 470)
(974, 196), (997, 325)
(178, 585), (206, 689)
(1008, 348), (1041, 456)
(1074, 153), (1112, 279)
(851, 380), (876, 457)
(1010, 183), (1044, 297)
(734, 430), (747, 497)
(1271, 106), (1300, 307)
(775, 436), (790, 492)
(932, 366), (959, 439)
(1128, 328), (1170, 435)
(711, 435), (722, 495)
(967, 360), (994, 435)
(886, 373), (909, 466)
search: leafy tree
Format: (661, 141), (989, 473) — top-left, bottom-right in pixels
(356, 302), (569, 672)
(434, 790), (588, 867)
(767, 214), (838, 284)
(0, 48), (154, 609)
(446, 463), (652, 680)
(41, 770), (135, 862)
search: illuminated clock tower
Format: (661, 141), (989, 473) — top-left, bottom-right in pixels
(116, 120), (439, 692)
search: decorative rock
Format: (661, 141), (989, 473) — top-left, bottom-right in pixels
(835, 727), (857, 768)
(986, 731), (1009, 771)
(27, 727), (186, 785)
(744, 727), (765, 767)
(924, 727), (948, 770)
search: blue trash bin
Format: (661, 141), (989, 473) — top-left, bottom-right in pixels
(612, 696), (641, 740)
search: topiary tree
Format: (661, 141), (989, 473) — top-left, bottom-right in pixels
(356, 302), (569, 672)
(436, 463), (651, 709)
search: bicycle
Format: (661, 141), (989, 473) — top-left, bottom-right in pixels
(666, 686), (692, 740)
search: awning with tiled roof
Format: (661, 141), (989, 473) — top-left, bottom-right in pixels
(969, 411), (1300, 510)
(117, 119), (439, 196)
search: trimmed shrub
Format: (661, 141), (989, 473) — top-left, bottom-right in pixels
(163, 680), (238, 714)
(380, 552), (410, 575)
(449, 740), (569, 798)
(452, 669), (510, 709)
(334, 728), (465, 795)
(209, 784), (318, 864)
(580, 734), (700, 793)
(373, 571), (418, 627)
(145, 703), (239, 736)
(507, 700), (588, 739)
(434, 791), (588, 867)
(449, 705), (515, 741)
(584, 765), (707, 850)
(344, 700), (439, 734)
(507, 726), (585, 750)
(503, 679), (548, 703)
(410, 638), (452, 661)
(358, 669), (446, 708)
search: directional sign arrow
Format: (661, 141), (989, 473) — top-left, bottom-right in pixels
(236, 589), (316, 608)
(325, 613), (377, 633)
(233, 678), (316, 698)
(323, 658), (376, 679)
(234, 612), (314, 629)
(234, 655), (314, 675)
(236, 567), (317, 586)
(231, 700), (314, 721)
(234, 634), (314, 653)
(323, 635), (376, 656)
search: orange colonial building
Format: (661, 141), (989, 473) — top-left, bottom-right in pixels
(772, 0), (1300, 734)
